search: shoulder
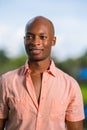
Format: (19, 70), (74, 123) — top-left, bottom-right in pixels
(55, 65), (80, 90)
(51, 60), (79, 87)
(55, 67), (83, 104)
(0, 65), (24, 84)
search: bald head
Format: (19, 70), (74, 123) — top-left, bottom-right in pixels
(25, 16), (55, 36)
(24, 16), (56, 61)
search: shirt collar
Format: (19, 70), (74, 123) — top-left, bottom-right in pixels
(23, 60), (31, 76)
(48, 60), (56, 77)
(23, 60), (56, 77)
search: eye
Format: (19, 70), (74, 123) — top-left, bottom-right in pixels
(25, 34), (34, 40)
(40, 35), (47, 40)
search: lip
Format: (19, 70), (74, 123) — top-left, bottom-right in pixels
(29, 48), (43, 55)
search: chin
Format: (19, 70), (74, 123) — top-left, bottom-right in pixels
(29, 57), (46, 62)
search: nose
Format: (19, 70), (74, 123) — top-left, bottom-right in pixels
(33, 35), (40, 45)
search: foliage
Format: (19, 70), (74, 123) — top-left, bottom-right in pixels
(54, 50), (87, 79)
(0, 52), (27, 75)
(0, 50), (9, 63)
(80, 83), (87, 105)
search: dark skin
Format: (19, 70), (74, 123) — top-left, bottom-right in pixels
(0, 16), (84, 130)
(24, 16), (56, 103)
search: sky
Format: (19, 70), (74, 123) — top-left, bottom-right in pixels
(0, 0), (87, 61)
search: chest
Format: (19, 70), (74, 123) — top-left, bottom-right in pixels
(8, 73), (70, 110)
(30, 73), (43, 104)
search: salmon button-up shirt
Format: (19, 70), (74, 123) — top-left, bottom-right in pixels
(0, 61), (85, 130)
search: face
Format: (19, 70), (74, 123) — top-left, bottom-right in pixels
(24, 18), (56, 62)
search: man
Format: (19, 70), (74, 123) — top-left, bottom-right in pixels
(0, 16), (85, 130)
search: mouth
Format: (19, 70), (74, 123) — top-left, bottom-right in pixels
(29, 48), (43, 55)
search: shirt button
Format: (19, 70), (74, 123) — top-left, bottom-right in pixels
(17, 98), (20, 102)
(61, 101), (64, 104)
(38, 114), (42, 117)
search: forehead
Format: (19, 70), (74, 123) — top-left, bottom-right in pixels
(25, 18), (52, 34)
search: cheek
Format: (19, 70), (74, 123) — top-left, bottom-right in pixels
(44, 45), (52, 54)
(43, 40), (52, 47)
(25, 43), (28, 49)
(24, 44), (30, 54)
(25, 42), (31, 49)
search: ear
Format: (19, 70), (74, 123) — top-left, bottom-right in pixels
(52, 36), (56, 46)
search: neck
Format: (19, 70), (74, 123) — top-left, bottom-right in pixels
(28, 58), (51, 73)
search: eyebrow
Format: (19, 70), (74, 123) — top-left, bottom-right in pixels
(26, 32), (47, 35)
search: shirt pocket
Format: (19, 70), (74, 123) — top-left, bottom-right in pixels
(50, 99), (68, 120)
(8, 96), (21, 119)
(8, 96), (32, 120)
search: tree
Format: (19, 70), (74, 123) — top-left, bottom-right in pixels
(0, 50), (9, 64)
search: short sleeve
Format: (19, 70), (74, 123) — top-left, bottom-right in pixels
(66, 78), (85, 121)
(0, 76), (8, 119)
